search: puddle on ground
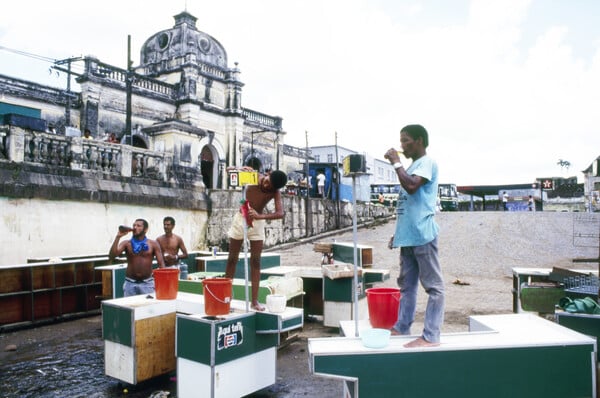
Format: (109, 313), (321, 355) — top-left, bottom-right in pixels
(1, 324), (176, 398)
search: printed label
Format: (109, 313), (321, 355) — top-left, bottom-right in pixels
(217, 321), (244, 350)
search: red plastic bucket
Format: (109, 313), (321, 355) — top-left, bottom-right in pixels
(202, 278), (233, 315)
(153, 268), (179, 300)
(365, 287), (401, 329)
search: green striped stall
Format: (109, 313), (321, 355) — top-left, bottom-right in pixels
(309, 314), (597, 398)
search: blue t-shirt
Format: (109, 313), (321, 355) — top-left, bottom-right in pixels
(392, 155), (439, 247)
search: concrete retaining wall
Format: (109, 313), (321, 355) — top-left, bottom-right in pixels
(0, 161), (394, 265)
(205, 190), (394, 250)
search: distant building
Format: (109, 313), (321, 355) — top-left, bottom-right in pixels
(582, 156), (600, 212)
(307, 145), (396, 202)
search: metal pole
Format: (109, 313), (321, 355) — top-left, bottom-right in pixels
(65, 61), (72, 126)
(352, 174), (359, 337)
(242, 185), (250, 312)
(305, 131), (311, 237)
(126, 35), (133, 146)
(275, 132), (280, 170)
(335, 132), (340, 229)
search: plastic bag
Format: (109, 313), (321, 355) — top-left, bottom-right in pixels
(558, 296), (600, 314)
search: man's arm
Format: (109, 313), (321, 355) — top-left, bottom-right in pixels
(177, 236), (188, 259)
(108, 231), (128, 263)
(252, 191), (284, 220)
(271, 191), (284, 219)
(155, 236), (168, 262)
(395, 167), (427, 194)
(152, 240), (165, 268)
(384, 149), (426, 195)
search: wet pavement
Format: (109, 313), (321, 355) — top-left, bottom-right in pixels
(0, 316), (165, 398)
(0, 314), (341, 398)
(1, 316), (122, 398)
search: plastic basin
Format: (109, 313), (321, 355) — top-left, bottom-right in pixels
(360, 328), (391, 349)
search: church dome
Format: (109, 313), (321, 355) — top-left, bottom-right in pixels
(140, 11), (228, 73)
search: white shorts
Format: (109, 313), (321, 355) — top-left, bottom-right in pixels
(227, 212), (265, 241)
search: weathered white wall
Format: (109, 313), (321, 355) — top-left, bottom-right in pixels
(0, 192), (394, 266)
(0, 198), (207, 265)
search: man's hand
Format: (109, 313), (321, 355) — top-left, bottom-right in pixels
(384, 148), (402, 164)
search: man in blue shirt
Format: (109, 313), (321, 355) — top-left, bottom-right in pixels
(385, 124), (444, 348)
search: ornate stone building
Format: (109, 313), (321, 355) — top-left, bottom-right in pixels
(1, 10), (307, 188)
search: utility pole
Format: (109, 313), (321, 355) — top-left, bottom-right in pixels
(305, 131), (312, 237)
(125, 35), (133, 146)
(65, 61), (72, 126)
(53, 57), (83, 127)
(275, 131), (280, 171)
(335, 131), (340, 229)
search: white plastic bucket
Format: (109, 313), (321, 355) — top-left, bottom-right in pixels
(266, 294), (287, 313)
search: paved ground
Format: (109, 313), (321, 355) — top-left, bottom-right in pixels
(1, 212), (598, 397)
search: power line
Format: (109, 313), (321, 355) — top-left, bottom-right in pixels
(0, 45), (56, 63)
(0, 44), (87, 85)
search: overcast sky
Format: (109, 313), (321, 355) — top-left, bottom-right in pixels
(1, 0), (599, 185)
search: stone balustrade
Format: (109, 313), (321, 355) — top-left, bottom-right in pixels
(1, 126), (172, 182)
(86, 58), (174, 98)
(242, 108), (283, 129)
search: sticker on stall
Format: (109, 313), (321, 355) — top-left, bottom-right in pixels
(229, 172), (239, 187)
(217, 321), (244, 350)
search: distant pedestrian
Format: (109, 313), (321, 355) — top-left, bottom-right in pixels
(528, 195), (534, 211)
(317, 171), (326, 197)
(502, 191), (509, 211)
(107, 132), (119, 143)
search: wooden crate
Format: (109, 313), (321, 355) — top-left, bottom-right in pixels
(313, 242), (333, 254)
(136, 313), (177, 382)
(103, 298), (177, 385)
(322, 263), (362, 280)
(332, 242), (373, 268)
(101, 270), (113, 299)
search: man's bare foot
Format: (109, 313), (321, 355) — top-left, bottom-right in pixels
(251, 302), (265, 311)
(390, 328), (401, 336)
(403, 337), (440, 348)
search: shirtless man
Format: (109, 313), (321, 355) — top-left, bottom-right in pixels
(109, 218), (165, 297)
(225, 169), (287, 311)
(156, 216), (188, 267)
